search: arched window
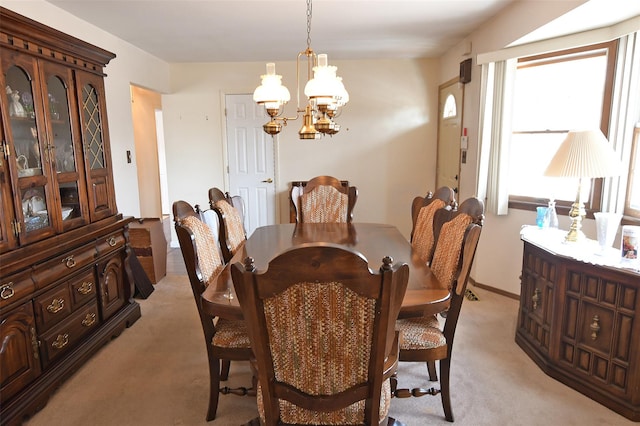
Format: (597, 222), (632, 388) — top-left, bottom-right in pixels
(443, 94), (457, 118)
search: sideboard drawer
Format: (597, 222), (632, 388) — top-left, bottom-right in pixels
(69, 269), (98, 309)
(32, 243), (96, 290)
(34, 284), (73, 331)
(96, 231), (125, 259)
(39, 301), (100, 368)
(0, 269), (35, 310)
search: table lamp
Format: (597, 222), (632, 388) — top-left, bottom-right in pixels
(544, 129), (622, 243)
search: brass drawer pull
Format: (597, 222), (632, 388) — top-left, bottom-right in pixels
(590, 315), (600, 340)
(77, 281), (93, 295)
(62, 255), (76, 268)
(0, 282), (15, 300)
(107, 236), (117, 247)
(532, 288), (541, 310)
(52, 333), (69, 349)
(82, 312), (96, 327)
(47, 298), (65, 314)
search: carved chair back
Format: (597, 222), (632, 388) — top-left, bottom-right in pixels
(232, 244), (409, 425)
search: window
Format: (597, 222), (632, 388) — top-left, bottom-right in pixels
(507, 41), (617, 214)
(626, 126), (640, 219)
(443, 94), (457, 118)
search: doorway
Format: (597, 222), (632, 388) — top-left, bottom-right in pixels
(130, 85), (166, 218)
(436, 78), (464, 195)
(225, 94), (276, 236)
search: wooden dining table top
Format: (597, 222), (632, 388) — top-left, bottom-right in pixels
(201, 222), (450, 320)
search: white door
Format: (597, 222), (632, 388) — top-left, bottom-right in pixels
(225, 94), (276, 236)
(436, 79), (463, 195)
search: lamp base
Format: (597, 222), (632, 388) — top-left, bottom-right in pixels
(564, 227), (586, 243)
(564, 194), (586, 243)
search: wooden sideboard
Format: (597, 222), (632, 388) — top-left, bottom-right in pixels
(516, 227), (640, 421)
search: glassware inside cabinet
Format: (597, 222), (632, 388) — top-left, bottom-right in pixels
(21, 186), (49, 233)
(46, 75), (76, 173)
(5, 65), (43, 179)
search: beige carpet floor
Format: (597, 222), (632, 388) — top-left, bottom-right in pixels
(23, 248), (635, 426)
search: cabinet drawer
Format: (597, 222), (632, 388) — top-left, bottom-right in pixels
(69, 269), (97, 309)
(39, 301), (99, 368)
(32, 243), (96, 290)
(96, 231), (125, 259)
(34, 284), (73, 331)
(0, 269), (35, 310)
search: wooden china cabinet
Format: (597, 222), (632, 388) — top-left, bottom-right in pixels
(516, 227), (640, 421)
(0, 8), (141, 425)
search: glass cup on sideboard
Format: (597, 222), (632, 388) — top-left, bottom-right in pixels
(594, 212), (622, 255)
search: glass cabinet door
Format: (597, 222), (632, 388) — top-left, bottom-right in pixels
(41, 61), (88, 230)
(0, 117), (17, 253)
(1, 51), (56, 244)
(76, 70), (116, 221)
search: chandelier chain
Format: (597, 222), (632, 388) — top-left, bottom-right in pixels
(306, 0), (312, 50)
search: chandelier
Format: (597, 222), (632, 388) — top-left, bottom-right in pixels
(253, 0), (349, 139)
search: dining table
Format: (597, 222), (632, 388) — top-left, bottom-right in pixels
(201, 222), (451, 320)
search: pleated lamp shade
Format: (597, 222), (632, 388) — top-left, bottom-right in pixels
(545, 129), (622, 178)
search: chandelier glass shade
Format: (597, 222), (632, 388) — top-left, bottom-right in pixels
(253, 0), (348, 139)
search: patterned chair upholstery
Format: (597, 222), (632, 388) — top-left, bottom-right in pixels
(232, 244), (409, 426)
(212, 198), (247, 263)
(290, 175), (358, 223)
(173, 200), (253, 421)
(208, 187), (247, 235)
(410, 187), (456, 265)
(393, 197), (484, 422)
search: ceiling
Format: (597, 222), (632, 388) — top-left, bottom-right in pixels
(43, 0), (640, 63)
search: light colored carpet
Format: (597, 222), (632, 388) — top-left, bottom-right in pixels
(24, 249), (634, 426)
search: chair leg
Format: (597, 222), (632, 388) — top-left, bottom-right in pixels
(390, 372), (398, 396)
(221, 360), (231, 381)
(439, 357), (453, 422)
(206, 357), (221, 421)
(427, 361), (438, 381)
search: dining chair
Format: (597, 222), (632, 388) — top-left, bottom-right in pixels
(208, 187), (247, 263)
(410, 187), (456, 265)
(290, 175), (358, 223)
(232, 244), (409, 426)
(393, 197), (484, 422)
(173, 200), (254, 421)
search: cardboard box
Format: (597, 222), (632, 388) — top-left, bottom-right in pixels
(129, 218), (167, 284)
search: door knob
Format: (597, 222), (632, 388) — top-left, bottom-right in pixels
(262, 178), (273, 183)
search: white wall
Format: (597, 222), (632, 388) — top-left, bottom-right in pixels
(1, 0), (171, 218)
(164, 58), (440, 243)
